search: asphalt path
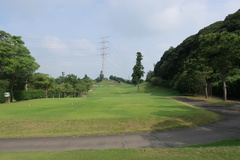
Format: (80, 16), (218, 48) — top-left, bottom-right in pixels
(0, 98), (240, 152)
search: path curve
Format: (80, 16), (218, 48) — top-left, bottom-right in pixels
(0, 98), (240, 152)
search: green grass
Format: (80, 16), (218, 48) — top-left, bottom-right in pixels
(187, 139), (240, 148)
(188, 96), (237, 107)
(1, 139), (239, 160)
(0, 83), (222, 138)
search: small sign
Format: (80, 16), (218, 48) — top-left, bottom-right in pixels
(4, 92), (10, 97)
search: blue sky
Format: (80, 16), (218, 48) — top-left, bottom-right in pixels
(1, 0), (239, 79)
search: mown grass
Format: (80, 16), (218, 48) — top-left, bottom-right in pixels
(1, 139), (239, 160)
(0, 83), (222, 138)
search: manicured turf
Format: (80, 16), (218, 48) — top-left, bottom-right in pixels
(0, 83), (222, 138)
(1, 139), (239, 160)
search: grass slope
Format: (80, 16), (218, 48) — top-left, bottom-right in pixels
(0, 83), (222, 138)
(1, 139), (239, 160)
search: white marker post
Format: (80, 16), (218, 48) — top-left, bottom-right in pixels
(4, 92), (10, 103)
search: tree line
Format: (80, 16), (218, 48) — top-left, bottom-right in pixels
(31, 73), (93, 99)
(149, 9), (240, 101)
(0, 30), (93, 102)
(109, 75), (132, 84)
(0, 29), (146, 102)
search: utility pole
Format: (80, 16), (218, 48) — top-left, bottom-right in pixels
(99, 36), (110, 77)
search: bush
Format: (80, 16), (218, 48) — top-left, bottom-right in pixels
(174, 71), (204, 95)
(150, 77), (171, 88)
(0, 88), (6, 103)
(14, 90), (45, 101)
(0, 80), (9, 103)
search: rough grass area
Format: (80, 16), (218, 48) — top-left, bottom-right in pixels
(0, 83), (222, 138)
(187, 138), (240, 148)
(1, 139), (239, 160)
(188, 96), (237, 107)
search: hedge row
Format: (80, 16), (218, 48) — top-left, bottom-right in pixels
(14, 90), (45, 101)
(0, 88), (6, 103)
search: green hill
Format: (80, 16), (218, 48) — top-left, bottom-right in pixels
(153, 9), (240, 99)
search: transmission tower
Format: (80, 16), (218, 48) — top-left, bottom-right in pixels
(99, 36), (110, 77)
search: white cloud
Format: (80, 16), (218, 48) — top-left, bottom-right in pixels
(105, 0), (212, 37)
(72, 39), (96, 55)
(34, 36), (98, 77)
(2, 0), (239, 79)
(41, 36), (97, 56)
(42, 36), (68, 54)
(146, 6), (182, 31)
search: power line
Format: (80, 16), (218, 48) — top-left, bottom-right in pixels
(34, 54), (101, 59)
(22, 37), (86, 44)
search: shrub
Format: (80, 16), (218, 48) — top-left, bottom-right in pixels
(0, 80), (9, 103)
(150, 77), (171, 88)
(174, 71), (204, 95)
(0, 88), (6, 103)
(14, 90), (45, 101)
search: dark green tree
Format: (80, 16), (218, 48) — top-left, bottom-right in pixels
(60, 83), (73, 98)
(174, 70), (204, 95)
(0, 80), (9, 103)
(95, 71), (104, 82)
(132, 52), (144, 91)
(83, 76), (93, 91)
(146, 70), (154, 82)
(75, 79), (87, 96)
(199, 32), (240, 101)
(64, 74), (78, 88)
(0, 30), (39, 102)
(83, 74), (89, 80)
(31, 73), (54, 98)
(183, 57), (213, 98)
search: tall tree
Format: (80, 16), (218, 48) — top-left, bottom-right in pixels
(64, 74), (78, 88)
(83, 76), (93, 91)
(199, 32), (240, 101)
(75, 79), (86, 96)
(132, 52), (144, 91)
(183, 57), (213, 98)
(0, 30), (39, 102)
(31, 73), (54, 98)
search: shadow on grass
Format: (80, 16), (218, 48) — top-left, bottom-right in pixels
(150, 119), (188, 131)
(112, 92), (131, 95)
(142, 83), (181, 97)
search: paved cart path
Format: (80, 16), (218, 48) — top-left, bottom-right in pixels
(0, 98), (240, 152)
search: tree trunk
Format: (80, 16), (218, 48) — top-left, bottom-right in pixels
(204, 82), (208, 99)
(137, 81), (140, 91)
(223, 80), (227, 101)
(10, 81), (14, 102)
(223, 81), (227, 101)
(208, 82), (212, 98)
(10, 77), (15, 102)
(45, 88), (48, 98)
(25, 80), (28, 91)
